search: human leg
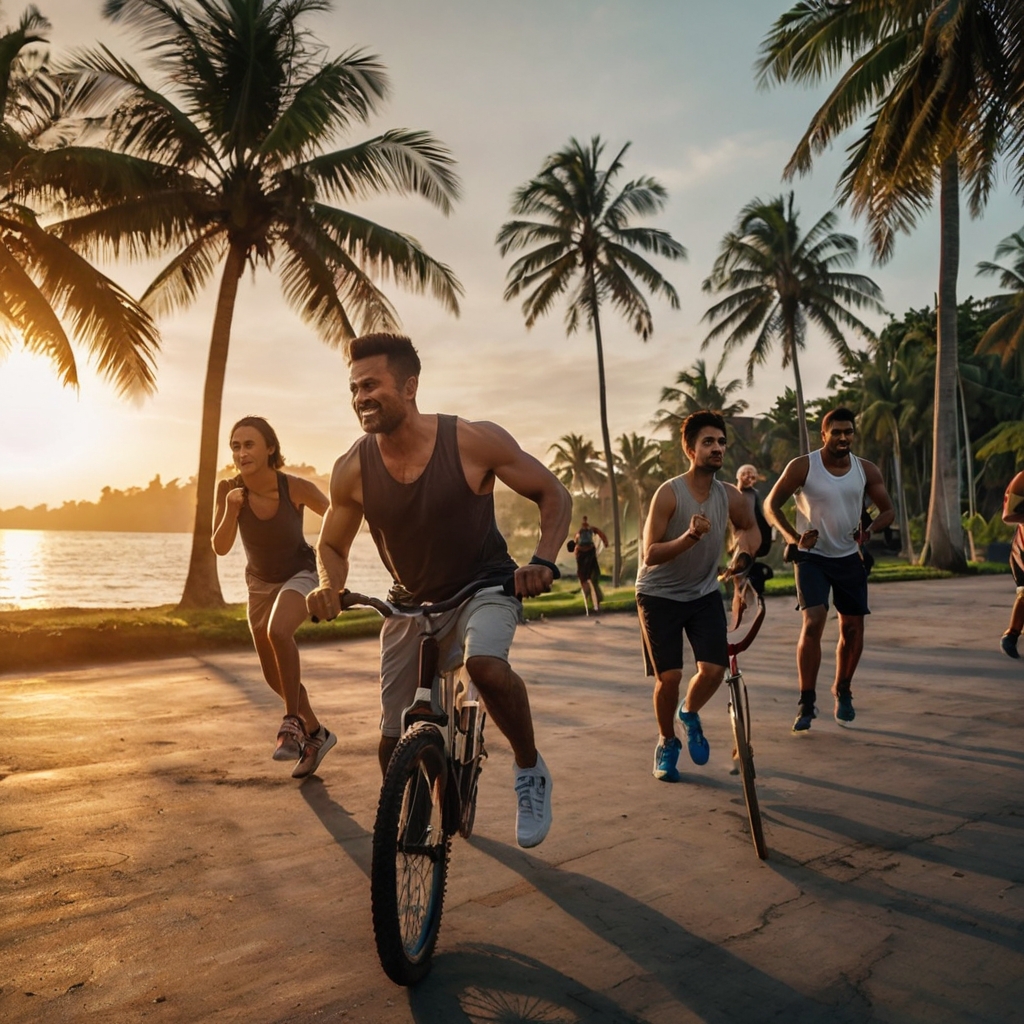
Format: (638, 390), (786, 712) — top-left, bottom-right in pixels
(267, 587), (319, 729)
(794, 606), (827, 730)
(1003, 562), (1024, 657)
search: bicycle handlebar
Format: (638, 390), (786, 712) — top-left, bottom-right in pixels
(726, 561), (772, 656)
(324, 574), (516, 621)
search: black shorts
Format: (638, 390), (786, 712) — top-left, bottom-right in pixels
(794, 552), (869, 616)
(636, 590), (728, 676)
(1011, 548), (1024, 588)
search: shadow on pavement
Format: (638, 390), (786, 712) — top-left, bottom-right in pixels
(470, 835), (857, 1024)
(407, 945), (638, 1024)
(299, 776), (372, 877)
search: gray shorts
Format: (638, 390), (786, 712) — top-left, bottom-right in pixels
(246, 569), (319, 634)
(378, 587), (522, 737)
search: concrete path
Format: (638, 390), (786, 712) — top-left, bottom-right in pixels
(2, 576), (1022, 1023)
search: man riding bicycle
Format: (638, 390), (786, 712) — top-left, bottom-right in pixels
(306, 333), (572, 848)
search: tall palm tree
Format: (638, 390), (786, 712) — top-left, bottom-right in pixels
(0, 6), (159, 395)
(652, 353), (748, 438)
(702, 193), (884, 455)
(60, 0), (462, 608)
(757, 0), (1021, 570)
(497, 136), (686, 585)
(547, 432), (605, 497)
(975, 230), (1024, 377)
(614, 432), (662, 538)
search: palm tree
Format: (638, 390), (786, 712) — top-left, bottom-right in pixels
(702, 193), (884, 455)
(60, 0), (462, 607)
(652, 353), (748, 437)
(757, 1), (1022, 570)
(976, 230), (1024, 377)
(547, 433), (605, 497)
(614, 432), (662, 538)
(0, 6), (158, 395)
(497, 136), (686, 585)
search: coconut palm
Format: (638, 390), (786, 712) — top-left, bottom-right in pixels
(497, 136), (686, 586)
(702, 193), (884, 455)
(547, 433), (605, 498)
(60, 0), (462, 607)
(757, 0), (1023, 569)
(652, 353), (748, 438)
(0, 6), (158, 395)
(614, 432), (662, 538)
(975, 230), (1024, 377)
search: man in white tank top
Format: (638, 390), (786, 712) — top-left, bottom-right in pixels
(766, 408), (894, 731)
(636, 411), (761, 782)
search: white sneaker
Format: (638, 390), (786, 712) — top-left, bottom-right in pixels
(513, 752), (552, 848)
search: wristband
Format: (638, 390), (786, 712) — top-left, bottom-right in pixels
(529, 555), (561, 579)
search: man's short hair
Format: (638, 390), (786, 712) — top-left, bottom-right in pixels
(348, 333), (421, 384)
(822, 407), (857, 432)
(682, 410), (727, 451)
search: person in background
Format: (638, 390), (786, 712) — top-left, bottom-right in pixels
(736, 464), (773, 558)
(569, 515), (609, 612)
(999, 470), (1024, 658)
(212, 416), (334, 779)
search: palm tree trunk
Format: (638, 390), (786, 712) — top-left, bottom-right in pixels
(922, 154), (968, 571)
(590, 287), (622, 587)
(890, 420), (914, 561)
(177, 242), (247, 609)
(957, 371), (978, 561)
(787, 320), (811, 455)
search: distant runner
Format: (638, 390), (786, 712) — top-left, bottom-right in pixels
(569, 516), (608, 612)
(636, 411), (760, 782)
(212, 416), (334, 778)
(999, 471), (1024, 658)
(766, 407), (894, 732)
(736, 463), (773, 558)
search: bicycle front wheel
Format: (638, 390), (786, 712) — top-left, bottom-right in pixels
(371, 724), (450, 985)
(729, 679), (767, 861)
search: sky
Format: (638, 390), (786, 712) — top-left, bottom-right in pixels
(2, 0), (1023, 510)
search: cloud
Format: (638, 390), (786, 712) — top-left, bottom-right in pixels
(654, 134), (789, 194)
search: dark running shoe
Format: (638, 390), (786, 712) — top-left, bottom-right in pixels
(834, 693), (855, 724)
(653, 737), (682, 782)
(1001, 632), (1020, 659)
(792, 706), (816, 733)
(292, 725), (336, 779)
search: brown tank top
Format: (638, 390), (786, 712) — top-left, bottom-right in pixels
(237, 472), (316, 584)
(359, 414), (516, 603)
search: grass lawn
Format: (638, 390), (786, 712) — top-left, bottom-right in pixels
(1, 561), (1008, 673)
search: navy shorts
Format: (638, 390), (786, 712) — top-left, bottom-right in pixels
(794, 552), (870, 616)
(636, 590), (728, 675)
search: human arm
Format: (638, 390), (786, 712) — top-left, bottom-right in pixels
(288, 474), (330, 518)
(642, 482), (707, 566)
(857, 461), (896, 541)
(1003, 471), (1024, 525)
(461, 420), (572, 597)
(211, 477), (244, 555)
(765, 456), (817, 552)
(594, 526), (609, 546)
(305, 447), (364, 621)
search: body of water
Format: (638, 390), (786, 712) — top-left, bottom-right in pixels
(0, 529), (394, 610)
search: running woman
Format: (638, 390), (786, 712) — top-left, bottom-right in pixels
(637, 411), (760, 782)
(306, 334), (571, 848)
(766, 407), (894, 731)
(999, 470), (1024, 658)
(212, 416), (335, 778)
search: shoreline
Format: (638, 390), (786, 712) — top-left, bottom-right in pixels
(1, 563), (1008, 674)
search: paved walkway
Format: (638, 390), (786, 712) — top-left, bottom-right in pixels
(2, 576), (1022, 1023)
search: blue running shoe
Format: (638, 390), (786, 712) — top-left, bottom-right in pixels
(834, 692), (855, 724)
(677, 709), (710, 766)
(653, 737), (682, 782)
(792, 706), (816, 732)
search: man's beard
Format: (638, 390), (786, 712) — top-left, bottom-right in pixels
(357, 401), (405, 435)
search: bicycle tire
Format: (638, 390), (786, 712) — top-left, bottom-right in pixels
(729, 680), (768, 861)
(458, 759), (482, 839)
(371, 724), (450, 985)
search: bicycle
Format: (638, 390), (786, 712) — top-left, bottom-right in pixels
(720, 558), (772, 861)
(335, 574), (514, 985)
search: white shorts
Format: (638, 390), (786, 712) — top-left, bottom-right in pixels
(378, 587), (522, 737)
(246, 569), (319, 634)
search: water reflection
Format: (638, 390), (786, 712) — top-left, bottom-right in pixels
(0, 529), (391, 610)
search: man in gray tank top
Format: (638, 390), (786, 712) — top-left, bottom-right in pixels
(636, 411), (761, 782)
(306, 334), (572, 849)
(766, 408), (894, 732)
